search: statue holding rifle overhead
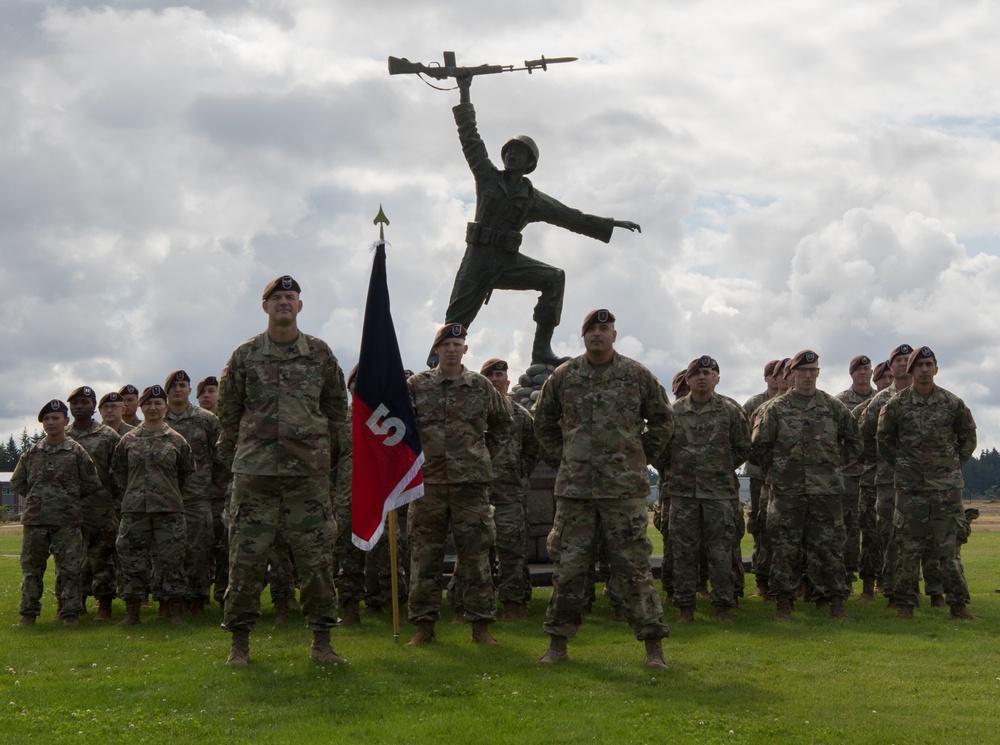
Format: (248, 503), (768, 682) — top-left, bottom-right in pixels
(388, 52), (642, 368)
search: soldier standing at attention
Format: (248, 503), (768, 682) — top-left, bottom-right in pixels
(534, 309), (672, 669)
(742, 359), (779, 592)
(118, 384), (142, 427)
(66, 386), (121, 621)
(877, 346), (978, 620)
(14, 400), (103, 627)
(196, 376), (219, 414)
(664, 357), (751, 623)
(164, 369), (222, 617)
(751, 350), (862, 622)
(196, 375), (230, 606)
(112, 385), (194, 626)
(99, 391), (134, 436)
(218, 275), (348, 665)
(405, 324), (512, 645)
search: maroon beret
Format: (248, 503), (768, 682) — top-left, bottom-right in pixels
(671, 370), (689, 398)
(67, 385), (97, 403)
(118, 384), (139, 396)
(262, 275), (301, 300)
(872, 360), (890, 381)
(888, 344), (914, 364)
(685, 355), (720, 378)
(849, 355), (872, 373)
(196, 376), (219, 397)
(764, 359), (780, 377)
(433, 323), (468, 348)
(789, 349), (819, 370)
(164, 370), (192, 392)
(99, 391), (124, 407)
(906, 346), (936, 373)
(581, 308), (615, 335)
(139, 385), (168, 406)
(480, 358), (508, 376)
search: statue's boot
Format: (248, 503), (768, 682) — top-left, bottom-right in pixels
(426, 348), (439, 369)
(531, 325), (570, 367)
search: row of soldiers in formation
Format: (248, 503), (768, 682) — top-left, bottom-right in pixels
(11, 284), (979, 671)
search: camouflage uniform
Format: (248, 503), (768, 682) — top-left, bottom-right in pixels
(405, 365), (512, 624)
(663, 393), (751, 609)
(165, 404), (222, 602)
(112, 427), (194, 600)
(744, 393), (784, 593)
(742, 391), (772, 560)
(331, 414), (366, 608)
(67, 421), (121, 602)
(12, 438), (102, 619)
(364, 504), (409, 611)
(218, 330), (347, 632)
(877, 386), (976, 608)
(751, 390), (863, 603)
(535, 352), (672, 641)
(835, 387), (874, 584)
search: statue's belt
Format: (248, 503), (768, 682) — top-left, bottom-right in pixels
(467, 222), (522, 252)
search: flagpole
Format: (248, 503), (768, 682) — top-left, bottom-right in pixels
(388, 508), (401, 641)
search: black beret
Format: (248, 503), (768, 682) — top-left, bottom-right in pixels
(262, 275), (302, 300)
(789, 349), (819, 370)
(139, 385), (168, 406)
(906, 346), (936, 373)
(38, 399), (69, 422)
(581, 308), (615, 335)
(118, 384), (139, 396)
(67, 386), (97, 403)
(433, 323), (468, 348)
(480, 358), (508, 376)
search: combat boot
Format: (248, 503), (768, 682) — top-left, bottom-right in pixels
(273, 597), (289, 625)
(613, 606), (627, 622)
(895, 605), (914, 620)
(829, 599), (851, 620)
(406, 620), (436, 645)
(858, 579), (876, 602)
(715, 607), (733, 623)
(450, 610), (468, 624)
(538, 635), (569, 664)
(502, 602), (528, 622)
(677, 606), (695, 623)
(471, 621), (499, 645)
(815, 598), (831, 613)
(530, 325), (570, 367)
(362, 604), (383, 616)
(774, 597), (793, 622)
(930, 594), (946, 608)
(696, 583), (710, 598)
(18, 615), (36, 627)
(340, 600), (361, 626)
(644, 638), (668, 670)
(189, 598), (206, 617)
(310, 630), (348, 663)
(94, 597), (113, 622)
(226, 630), (251, 666)
(52, 598), (64, 621)
(119, 599), (141, 626)
(169, 596), (186, 626)
(156, 600), (170, 620)
(950, 603), (979, 620)
(63, 615), (79, 627)
(751, 580), (768, 599)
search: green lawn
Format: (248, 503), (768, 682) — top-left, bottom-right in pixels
(1, 526), (998, 744)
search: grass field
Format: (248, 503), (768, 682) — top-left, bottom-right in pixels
(1, 523), (999, 744)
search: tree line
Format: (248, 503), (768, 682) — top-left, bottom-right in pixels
(1, 430), (43, 471)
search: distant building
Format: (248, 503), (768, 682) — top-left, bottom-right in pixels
(1, 472), (16, 518)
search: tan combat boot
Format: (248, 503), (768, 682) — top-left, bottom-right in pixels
(119, 599), (141, 626)
(18, 615), (36, 627)
(950, 603), (979, 620)
(226, 629), (251, 666)
(310, 630), (348, 663)
(930, 594), (946, 608)
(538, 635), (569, 664)
(471, 621), (499, 645)
(94, 597), (113, 622)
(858, 579), (876, 602)
(774, 597), (793, 622)
(502, 602), (528, 622)
(406, 620), (436, 645)
(273, 597), (289, 625)
(677, 606), (695, 623)
(715, 607), (733, 623)
(644, 638), (668, 670)
(340, 600), (361, 626)
(450, 610), (467, 624)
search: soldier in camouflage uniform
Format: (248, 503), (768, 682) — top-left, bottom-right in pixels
(751, 350), (862, 621)
(14, 400), (103, 627)
(197, 375), (231, 606)
(430, 74), (641, 368)
(164, 370), (223, 616)
(67, 386), (121, 621)
(877, 346), (978, 620)
(119, 384), (142, 427)
(835, 355), (875, 591)
(742, 359), (779, 595)
(218, 275), (347, 665)
(99, 391), (135, 437)
(331, 366), (366, 625)
(405, 324), (512, 645)
(535, 309), (672, 669)
(654, 370), (690, 601)
(663, 357), (751, 622)
(112, 385), (194, 626)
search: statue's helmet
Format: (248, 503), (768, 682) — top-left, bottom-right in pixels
(501, 135), (539, 174)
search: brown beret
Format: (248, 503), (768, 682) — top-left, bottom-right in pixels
(118, 384), (139, 396)
(196, 376), (219, 397)
(906, 346), (936, 373)
(433, 323), (468, 348)
(38, 399), (69, 422)
(872, 360), (890, 381)
(581, 308), (615, 335)
(139, 385), (168, 406)
(764, 359), (780, 377)
(262, 275), (301, 300)
(480, 358), (508, 376)
(346, 365), (359, 389)
(99, 391), (124, 407)
(685, 355), (720, 378)
(888, 344), (914, 364)
(671, 370), (689, 398)
(789, 349), (819, 370)
(67, 385), (97, 403)
(164, 370), (192, 392)
(849, 355), (872, 373)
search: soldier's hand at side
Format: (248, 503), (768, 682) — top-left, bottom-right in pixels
(614, 220), (641, 233)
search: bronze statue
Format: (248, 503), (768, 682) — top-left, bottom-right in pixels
(389, 52), (640, 367)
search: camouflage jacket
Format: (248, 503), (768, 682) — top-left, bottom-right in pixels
(836, 386), (875, 408)
(534, 352), (673, 500)
(877, 385), (976, 491)
(855, 384), (902, 485)
(491, 396), (541, 497)
(11, 437), (103, 526)
(109, 421), (136, 436)
(67, 420), (121, 510)
(742, 390), (774, 479)
(455, 102), (617, 246)
(217, 331), (347, 476)
(112, 426), (195, 513)
(750, 389), (862, 497)
(662, 393), (751, 500)
(165, 404), (222, 504)
(407, 365), (512, 485)
(332, 411), (352, 511)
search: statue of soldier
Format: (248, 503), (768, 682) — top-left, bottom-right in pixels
(430, 74), (641, 367)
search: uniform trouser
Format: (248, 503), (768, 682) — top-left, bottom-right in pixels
(857, 481), (881, 581)
(841, 475), (862, 581)
(184, 500), (214, 600)
(444, 244), (565, 331)
(876, 483), (899, 598)
(211, 498), (229, 603)
(266, 528), (296, 603)
(894, 488), (969, 608)
(81, 507), (118, 599)
(224, 474), (338, 632)
(365, 504), (409, 609)
(491, 494), (531, 604)
(332, 503), (366, 605)
(768, 492), (848, 602)
(747, 477), (764, 563)
(118, 512), (186, 600)
(20, 525), (85, 618)
(670, 498), (736, 609)
(408, 482), (496, 624)
(752, 483), (773, 587)
(545, 497), (667, 641)
(731, 498), (746, 597)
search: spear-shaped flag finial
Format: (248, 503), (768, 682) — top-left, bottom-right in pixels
(374, 204), (390, 241)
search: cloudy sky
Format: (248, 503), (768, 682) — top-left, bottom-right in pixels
(2, 1), (1000, 449)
